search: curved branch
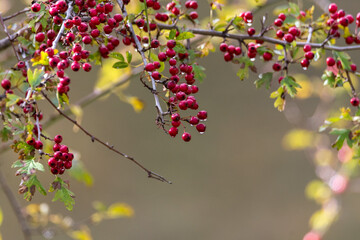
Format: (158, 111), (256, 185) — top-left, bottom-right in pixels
(41, 91), (171, 184)
(0, 170), (32, 240)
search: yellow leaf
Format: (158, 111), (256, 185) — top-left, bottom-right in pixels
(31, 51), (49, 66)
(95, 59), (132, 91)
(0, 207), (2, 226)
(282, 129), (315, 150)
(106, 203), (134, 218)
(246, 0), (267, 7)
(127, 96), (145, 113)
(69, 228), (92, 240)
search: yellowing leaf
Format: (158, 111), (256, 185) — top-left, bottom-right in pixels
(246, 0), (267, 7)
(282, 129), (315, 150)
(69, 228), (92, 240)
(95, 59), (132, 91)
(31, 51), (49, 66)
(127, 97), (145, 113)
(305, 180), (332, 204)
(107, 203), (134, 218)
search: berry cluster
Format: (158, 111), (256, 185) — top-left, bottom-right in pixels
(143, 37), (207, 142)
(48, 135), (74, 175)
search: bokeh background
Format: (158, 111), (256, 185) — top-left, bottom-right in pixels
(1, 0), (360, 239)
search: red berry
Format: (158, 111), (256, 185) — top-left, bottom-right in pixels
(196, 123), (206, 133)
(274, 19), (283, 27)
(305, 51), (314, 60)
(1, 79), (11, 90)
(168, 127), (178, 137)
(244, 11), (253, 21)
(189, 116), (199, 125)
(114, 14), (123, 22)
(82, 63), (92, 72)
(224, 52), (233, 62)
(326, 57), (335, 66)
(284, 33), (294, 43)
(278, 13), (286, 21)
(48, 158), (57, 168)
(197, 110), (207, 120)
(276, 30), (284, 38)
(182, 132), (191, 142)
(145, 63), (155, 72)
(189, 11), (198, 19)
(34, 140), (43, 150)
(71, 62), (81, 72)
(247, 28), (255, 36)
(167, 40), (176, 49)
(60, 145), (69, 153)
(31, 3), (41, 12)
(263, 52), (272, 61)
(219, 43), (228, 52)
(272, 63), (282, 71)
(351, 97), (360, 106)
(278, 76), (284, 83)
(301, 59), (310, 68)
(351, 64), (357, 72)
(171, 113), (181, 121)
(328, 3), (337, 14)
(35, 32), (45, 42)
(54, 135), (63, 144)
(303, 44), (312, 52)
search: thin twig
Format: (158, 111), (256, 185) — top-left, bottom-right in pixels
(3, 8), (30, 22)
(346, 70), (356, 96)
(41, 91), (171, 184)
(0, 170), (32, 240)
(0, 14), (21, 61)
(116, 0), (165, 124)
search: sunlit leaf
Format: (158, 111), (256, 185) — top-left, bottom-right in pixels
(106, 203), (134, 218)
(282, 129), (315, 150)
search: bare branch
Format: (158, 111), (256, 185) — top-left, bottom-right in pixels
(41, 91), (171, 184)
(0, 170), (32, 240)
(3, 8), (30, 22)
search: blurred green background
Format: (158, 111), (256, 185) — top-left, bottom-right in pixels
(1, 0), (360, 239)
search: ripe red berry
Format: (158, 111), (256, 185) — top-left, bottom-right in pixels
(168, 127), (178, 137)
(278, 13), (286, 21)
(288, 27), (299, 36)
(145, 63), (155, 72)
(34, 140), (43, 150)
(351, 64), (357, 72)
(17, 61), (25, 69)
(197, 110), (207, 120)
(247, 28), (256, 36)
(284, 33), (294, 43)
(31, 3), (41, 12)
(54, 135), (63, 144)
(276, 30), (284, 38)
(219, 43), (228, 52)
(196, 123), (206, 133)
(272, 63), (282, 71)
(158, 52), (167, 62)
(167, 40), (176, 49)
(301, 59), (310, 68)
(60, 145), (69, 153)
(35, 32), (45, 42)
(305, 51), (314, 60)
(262, 52), (272, 61)
(82, 63), (92, 72)
(189, 11), (198, 19)
(326, 57), (336, 66)
(48, 158), (57, 168)
(166, 48), (176, 58)
(328, 3), (338, 14)
(1, 79), (11, 90)
(274, 19), (283, 27)
(182, 132), (191, 142)
(351, 97), (360, 106)
(244, 11), (253, 21)
(224, 52), (233, 62)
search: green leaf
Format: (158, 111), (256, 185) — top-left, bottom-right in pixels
(27, 68), (44, 89)
(13, 159), (44, 174)
(0, 127), (12, 142)
(288, 2), (300, 16)
(255, 72), (273, 89)
(281, 76), (301, 97)
(113, 62), (129, 69)
(109, 52), (125, 62)
(176, 32), (195, 40)
(6, 94), (21, 107)
(192, 64), (206, 82)
(330, 128), (352, 150)
(50, 177), (75, 211)
(68, 159), (94, 187)
(126, 51), (132, 63)
(333, 51), (351, 70)
(168, 29), (177, 39)
(173, 44), (187, 54)
(26, 175), (47, 196)
(236, 57), (254, 81)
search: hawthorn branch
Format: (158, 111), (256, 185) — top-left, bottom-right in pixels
(51, 2), (73, 49)
(0, 14), (21, 61)
(41, 91), (171, 184)
(3, 8), (30, 22)
(156, 23), (360, 51)
(116, 0), (165, 124)
(0, 170), (32, 240)
(345, 70), (357, 96)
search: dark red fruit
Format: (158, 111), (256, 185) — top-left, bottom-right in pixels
(182, 132), (191, 142)
(351, 97), (360, 106)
